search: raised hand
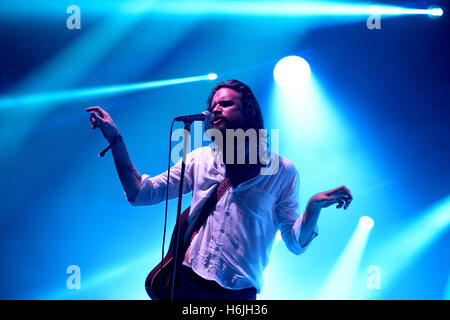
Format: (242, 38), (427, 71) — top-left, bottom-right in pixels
(308, 185), (353, 211)
(85, 106), (120, 142)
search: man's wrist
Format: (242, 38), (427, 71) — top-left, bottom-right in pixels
(306, 200), (321, 215)
(107, 133), (123, 145)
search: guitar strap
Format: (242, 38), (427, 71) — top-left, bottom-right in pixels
(179, 177), (232, 262)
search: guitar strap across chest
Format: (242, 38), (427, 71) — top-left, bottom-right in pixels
(179, 177), (232, 261)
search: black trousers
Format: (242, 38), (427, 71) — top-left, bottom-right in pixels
(172, 264), (257, 300)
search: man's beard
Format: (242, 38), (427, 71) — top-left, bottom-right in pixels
(211, 118), (228, 131)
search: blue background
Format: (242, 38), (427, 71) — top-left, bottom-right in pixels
(0, 0), (449, 299)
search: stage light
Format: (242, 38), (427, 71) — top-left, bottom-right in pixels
(356, 195), (450, 299)
(317, 217), (374, 299)
(118, 2), (447, 18)
(428, 6), (443, 17)
(273, 56), (311, 90)
(207, 73), (218, 80)
(275, 230), (282, 243)
(359, 216), (374, 230)
(40, 252), (157, 299)
(0, 73), (218, 109)
(444, 274), (450, 300)
(430, 8), (443, 16)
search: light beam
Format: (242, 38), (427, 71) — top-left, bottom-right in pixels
(0, 73), (218, 109)
(316, 216), (374, 299)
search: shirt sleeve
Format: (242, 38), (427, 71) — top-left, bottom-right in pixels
(126, 149), (197, 206)
(275, 164), (318, 255)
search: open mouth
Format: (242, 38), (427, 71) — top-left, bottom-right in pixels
(213, 118), (225, 125)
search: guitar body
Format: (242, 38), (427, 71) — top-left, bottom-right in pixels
(145, 207), (190, 300)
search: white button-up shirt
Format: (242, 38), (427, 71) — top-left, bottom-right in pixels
(129, 147), (318, 292)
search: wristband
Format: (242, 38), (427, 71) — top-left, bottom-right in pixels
(107, 134), (123, 145)
(99, 134), (123, 157)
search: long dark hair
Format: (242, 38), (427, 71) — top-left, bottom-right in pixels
(205, 79), (265, 131)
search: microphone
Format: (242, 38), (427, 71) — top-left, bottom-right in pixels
(174, 111), (211, 123)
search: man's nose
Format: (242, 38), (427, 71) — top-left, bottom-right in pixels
(212, 105), (223, 115)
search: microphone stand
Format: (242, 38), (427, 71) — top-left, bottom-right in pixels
(170, 119), (192, 300)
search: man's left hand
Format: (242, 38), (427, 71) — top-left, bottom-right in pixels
(308, 185), (353, 211)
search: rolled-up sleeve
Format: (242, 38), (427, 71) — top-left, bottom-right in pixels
(275, 165), (318, 255)
(127, 151), (196, 207)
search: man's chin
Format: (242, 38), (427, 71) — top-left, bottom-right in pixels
(211, 123), (227, 131)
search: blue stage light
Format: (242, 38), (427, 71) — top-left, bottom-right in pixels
(118, 2), (447, 18)
(0, 73), (218, 109)
(355, 195), (450, 299)
(317, 217), (374, 299)
(273, 56), (311, 90)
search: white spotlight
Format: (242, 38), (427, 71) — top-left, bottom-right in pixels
(275, 230), (282, 243)
(428, 7), (443, 17)
(207, 73), (218, 80)
(359, 216), (375, 230)
(274, 55), (311, 89)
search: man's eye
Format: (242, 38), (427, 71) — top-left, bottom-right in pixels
(220, 101), (233, 107)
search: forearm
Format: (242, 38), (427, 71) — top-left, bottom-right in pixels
(86, 106), (142, 201)
(111, 137), (141, 202)
(299, 201), (320, 247)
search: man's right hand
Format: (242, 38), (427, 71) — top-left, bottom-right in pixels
(85, 106), (120, 142)
(85, 106), (142, 202)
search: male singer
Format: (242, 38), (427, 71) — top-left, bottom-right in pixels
(86, 79), (353, 299)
